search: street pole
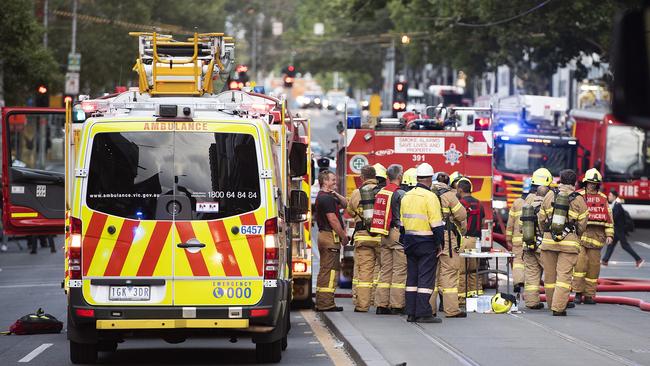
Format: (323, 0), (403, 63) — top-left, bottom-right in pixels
(71, 0), (77, 54)
(251, 22), (257, 78)
(43, 0), (48, 48)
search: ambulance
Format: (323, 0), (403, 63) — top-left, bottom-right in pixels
(64, 32), (309, 364)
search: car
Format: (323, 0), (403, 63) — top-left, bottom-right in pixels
(297, 92), (324, 109)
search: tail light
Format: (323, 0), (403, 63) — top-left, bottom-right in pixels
(250, 309), (270, 318)
(68, 217), (82, 280)
(292, 261), (307, 273)
(264, 218), (279, 279)
(475, 117), (491, 130)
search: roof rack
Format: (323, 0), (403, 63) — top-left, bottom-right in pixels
(130, 32), (235, 96)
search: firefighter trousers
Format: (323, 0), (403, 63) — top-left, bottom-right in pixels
(375, 228), (406, 309)
(351, 231), (381, 312)
(458, 236), (482, 303)
(430, 252), (462, 317)
(523, 249), (543, 308)
(512, 243), (525, 286)
(541, 250), (578, 312)
(572, 246), (602, 297)
(315, 232), (341, 310)
(404, 235), (438, 318)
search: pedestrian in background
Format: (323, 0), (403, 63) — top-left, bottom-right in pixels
(314, 170), (348, 312)
(602, 189), (644, 268)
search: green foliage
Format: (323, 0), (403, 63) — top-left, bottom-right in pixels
(0, 0), (59, 105)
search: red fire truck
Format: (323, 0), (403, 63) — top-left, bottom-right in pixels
(1, 107), (66, 235)
(571, 109), (650, 219)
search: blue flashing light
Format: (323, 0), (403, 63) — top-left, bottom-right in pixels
(347, 116), (361, 129)
(253, 86), (265, 94)
(73, 109), (86, 122)
(136, 211), (144, 219)
(503, 123), (520, 135)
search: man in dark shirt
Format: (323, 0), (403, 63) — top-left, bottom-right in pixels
(456, 179), (485, 301)
(602, 189), (644, 268)
(315, 170), (348, 311)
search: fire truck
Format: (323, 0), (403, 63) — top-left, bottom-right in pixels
(571, 109), (650, 219)
(337, 105), (495, 243)
(63, 32), (310, 363)
(1, 107), (66, 235)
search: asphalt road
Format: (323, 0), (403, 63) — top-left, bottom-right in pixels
(0, 236), (351, 366)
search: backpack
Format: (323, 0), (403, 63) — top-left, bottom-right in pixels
(623, 208), (635, 233)
(7, 308), (63, 335)
(460, 196), (482, 237)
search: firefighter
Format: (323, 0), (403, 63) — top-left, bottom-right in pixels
(572, 168), (613, 305)
(520, 169), (552, 310)
(369, 163), (388, 303)
(456, 178), (485, 302)
(401, 168), (417, 192)
(506, 178), (532, 294)
(347, 165), (382, 312)
(371, 164), (407, 315)
(538, 169), (588, 316)
(430, 172), (468, 318)
(374, 163), (387, 189)
(449, 171), (462, 190)
(400, 163), (445, 323)
(315, 170), (349, 311)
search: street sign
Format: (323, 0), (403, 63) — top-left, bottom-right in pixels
(67, 53), (81, 72)
(65, 72), (80, 95)
(272, 21), (283, 36)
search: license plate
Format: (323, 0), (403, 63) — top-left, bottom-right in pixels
(109, 286), (150, 301)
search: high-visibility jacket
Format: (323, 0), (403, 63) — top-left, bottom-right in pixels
(538, 184), (589, 254)
(370, 183), (399, 235)
(506, 197), (525, 246)
(577, 189), (614, 248)
(400, 185), (443, 236)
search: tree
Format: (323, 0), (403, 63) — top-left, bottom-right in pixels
(0, 0), (59, 105)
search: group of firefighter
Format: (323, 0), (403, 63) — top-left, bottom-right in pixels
(314, 161), (618, 322)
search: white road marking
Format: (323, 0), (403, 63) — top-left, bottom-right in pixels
(18, 343), (53, 363)
(605, 261), (637, 266)
(633, 241), (650, 250)
(0, 283), (59, 289)
(511, 314), (642, 366)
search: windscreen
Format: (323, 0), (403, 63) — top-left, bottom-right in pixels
(6, 113), (65, 172)
(86, 131), (261, 220)
(605, 125), (647, 178)
(495, 141), (576, 176)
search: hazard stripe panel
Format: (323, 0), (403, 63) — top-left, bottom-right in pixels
(82, 212), (108, 276)
(136, 221), (172, 276)
(104, 220), (140, 276)
(176, 221), (210, 277)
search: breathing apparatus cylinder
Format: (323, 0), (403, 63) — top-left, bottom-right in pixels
(550, 192), (570, 241)
(360, 185), (375, 229)
(521, 204), (536, 248)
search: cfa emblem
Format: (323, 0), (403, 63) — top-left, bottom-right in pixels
(444, 143), (462, 166)
(349, 155), (369, 174)
(213, 287), (225, 299)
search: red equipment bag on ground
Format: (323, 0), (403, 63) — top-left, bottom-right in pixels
(6, 308), (63, 335)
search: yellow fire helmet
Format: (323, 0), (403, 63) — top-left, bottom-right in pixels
(403, 168), (417, 187)
(582, 168), (602, 184)
(449, 171), (463, 188)
(457, 176), (473, 192)
(491, 293), (516, 314)
(531, 167), (553, 187)
(373, 163), (387, 179)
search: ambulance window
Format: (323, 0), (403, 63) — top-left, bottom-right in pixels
(86, 132), (174, 220)
(174, 132), (261, 220)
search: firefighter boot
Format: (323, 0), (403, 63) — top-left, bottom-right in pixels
(583, 296), (597, 305)
(574, 293), (583, 304)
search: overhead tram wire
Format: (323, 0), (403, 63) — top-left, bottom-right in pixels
(454, 0), (553, 28)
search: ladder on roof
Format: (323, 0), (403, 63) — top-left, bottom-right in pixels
(130, 32), (235, 96)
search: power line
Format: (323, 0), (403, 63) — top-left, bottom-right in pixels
(52, 9), (194, 34)
(455, 0), (553, 28)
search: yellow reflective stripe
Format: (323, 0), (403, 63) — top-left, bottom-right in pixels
(459, 289), (483, 297)
(441, 288), (458, 294)
(417, 288), (434, 294)
(577, 212), (588, 220)
(328, 270), (336, 289)
(525, 285), (539, 291)
(355, 282), (374, 288)
(509, 210), (522, 217)
(586, 221), (609, 226)
(512, 237), (523, 244)
(451, 202), (463, 213)
(544, 208), (554, 215)
(545, 283), (556, 289)
(568, 210), (580, 219)
(542, 239), (581, 248)
(506, 230), (513, 236)
(556, 281), (571, 289)
(605, 228), (614, 235)
(585, 278), (598, 283)
(441, 207), (451, 213)
(403, 213), (427, 220)
(316, 287), (335, 293)
(580, 236), (604, 247)
(433, 286), (438, 292)
(355, 235), (382, 243)
(573, 272), (586, 278)
(11, 212), (38, 218)
(390, 283), (406, 289)
(513, 263), (525, 269)
(376, 282), (391, 289)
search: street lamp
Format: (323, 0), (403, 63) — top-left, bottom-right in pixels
(401, 34), (410, 45)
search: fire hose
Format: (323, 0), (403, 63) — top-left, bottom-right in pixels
(537, 278), (650, 311)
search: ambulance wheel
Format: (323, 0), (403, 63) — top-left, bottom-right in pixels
(70, 340), (98, 364)
(256, 338), (282, 363)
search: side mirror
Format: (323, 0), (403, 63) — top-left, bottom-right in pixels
(317, 157), (330, 169)
(311, 159), (316, 185)
(289, 142), (308, 177)
(288, 190), (309, 223)
(612, 7), (650, 127)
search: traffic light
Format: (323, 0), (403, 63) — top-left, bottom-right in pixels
(392, 81), (407, 116)
(63, 95), (74, 107)
(227, 77), (243, 91)
(283, 75), (294, 88)
(282, 65), (296, 88)
(286, 65), (296, 77)
(35, 84), (49, 107)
